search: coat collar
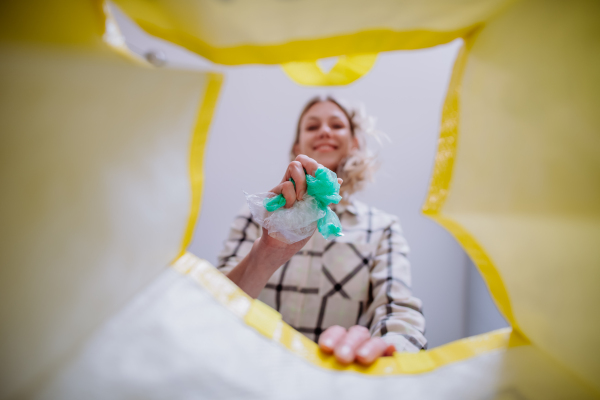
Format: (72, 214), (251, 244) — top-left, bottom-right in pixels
(332, 199), (358, 215)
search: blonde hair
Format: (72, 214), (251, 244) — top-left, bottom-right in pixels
(291, 96), (380, 200)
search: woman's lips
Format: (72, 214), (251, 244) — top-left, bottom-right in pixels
(314, 144), (337, 152)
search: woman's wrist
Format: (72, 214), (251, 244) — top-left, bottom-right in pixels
(226, 236), (288, 298)
(246, 237), (286, 275)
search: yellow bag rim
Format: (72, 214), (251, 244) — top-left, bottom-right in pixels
(116, 11), (478, 66)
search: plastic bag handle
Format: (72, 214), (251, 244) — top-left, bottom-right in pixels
(281, 53), (378, 86)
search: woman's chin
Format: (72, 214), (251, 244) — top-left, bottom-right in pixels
(299, 151), (341, 171)
(314, 157), (339, 171)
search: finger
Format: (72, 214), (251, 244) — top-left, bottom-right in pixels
(270, 181), (296, 208)
(294, 154), (319, 176)
(337, 178), (343, 185)
(383, 344), (396, 357)
(355, 337), (390, 366)
(283, 161), (307, 201)
(334, 325), (370, 365)
(280, 181), (296, 208)
(318, 325), (346, 354)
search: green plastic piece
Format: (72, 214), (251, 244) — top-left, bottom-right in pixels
(263, 166), (343, 240)
(306, 167), (342, 208)
(264, 193), (286, 212)
(318, 207), (343, 239)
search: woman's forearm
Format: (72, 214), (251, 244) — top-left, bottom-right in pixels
(226, 236), (290, 298)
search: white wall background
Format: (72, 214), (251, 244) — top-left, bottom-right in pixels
(113, 5), (507, 348)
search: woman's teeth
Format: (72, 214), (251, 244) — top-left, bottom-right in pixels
(316, 145), (335, 151)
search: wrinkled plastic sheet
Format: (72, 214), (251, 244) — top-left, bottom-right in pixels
(246, 166), (343, 244)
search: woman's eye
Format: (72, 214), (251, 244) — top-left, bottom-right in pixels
(306, 125), (319, 131)
(332, 124), (344, 129)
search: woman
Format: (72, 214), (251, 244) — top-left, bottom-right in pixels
(217, 97), (427, 366)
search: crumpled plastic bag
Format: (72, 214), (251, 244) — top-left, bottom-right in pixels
(245, 166), (343, 244)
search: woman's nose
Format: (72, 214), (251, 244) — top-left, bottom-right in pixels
(318, 126), (332, 137)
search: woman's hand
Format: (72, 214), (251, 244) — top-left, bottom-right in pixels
(268, 154), (342, 208)
(318, 325), (396, 366)
(226, 155), (340, 298)
(269, 154), (319, 208)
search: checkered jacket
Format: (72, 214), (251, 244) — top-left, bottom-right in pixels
(217, 199), (427, 352)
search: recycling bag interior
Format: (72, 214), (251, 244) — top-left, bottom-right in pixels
(0, 0), (598, 399)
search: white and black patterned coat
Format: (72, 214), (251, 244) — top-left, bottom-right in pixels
(217, 199), (427, 352)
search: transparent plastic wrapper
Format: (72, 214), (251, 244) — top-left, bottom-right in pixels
(245, 166), (344, 244)
(245, 193), (325, 244)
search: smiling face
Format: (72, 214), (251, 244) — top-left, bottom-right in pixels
(293, 101), (358, 171)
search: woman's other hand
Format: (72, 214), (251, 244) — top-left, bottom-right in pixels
(318, 325), (396, 366)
